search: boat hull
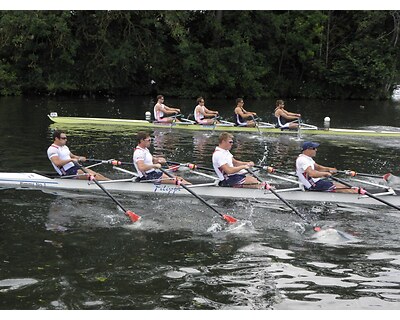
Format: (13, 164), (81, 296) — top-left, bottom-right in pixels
(1, 173), (399, 207)
(47, 115), (400, 137)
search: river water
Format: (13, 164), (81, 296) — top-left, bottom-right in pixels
(1, 96), (400, 310)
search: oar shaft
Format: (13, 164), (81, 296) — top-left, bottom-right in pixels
(331, 176), (400, 211)
(338, 170), (384, 178)
(79, 166), (127, 211)
(87, 159), (134, 166)
(255, 165), (297, 177)
(159, 168), (236, 223)
(167, 161), (215, 172)
(159, 168), (218, 215)
(247, 168), (308, 221)
(78, 165), (140, 222)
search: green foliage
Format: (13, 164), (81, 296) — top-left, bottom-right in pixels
(0, 10), (399, 99)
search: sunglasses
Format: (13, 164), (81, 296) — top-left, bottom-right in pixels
(308, 147), (317, 150)
(60, 137), (67, 140)
(144, 138), (152, 141)
(228, 140), (234, 144)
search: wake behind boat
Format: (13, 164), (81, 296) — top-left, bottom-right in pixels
(1, 171), (399, 207)
(47, 113), (400, 137)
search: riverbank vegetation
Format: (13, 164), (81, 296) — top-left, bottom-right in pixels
(0, 10), (399, 99)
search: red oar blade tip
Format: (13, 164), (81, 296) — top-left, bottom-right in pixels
(383, 173), (391, 181)
(222, 214), (238, 224)
(126, 210), (141, 222)
(313, 226), (322, 232)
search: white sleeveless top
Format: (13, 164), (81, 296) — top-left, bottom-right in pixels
(47, 144), (74, 175)
(153, 103), (166, 121)
(295, 153), (321, 189)
(133, 146), (155, 178)
(194, 105), (205, 122)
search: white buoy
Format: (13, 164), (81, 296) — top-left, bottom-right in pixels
(145, 111), (151, 121)
(324, 116), (330, 130)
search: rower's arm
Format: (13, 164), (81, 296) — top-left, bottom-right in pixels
(235, 108), (254, 119)
(50, 155), (76, 168)
(305, 165), (332, 178)
(164, 106), (181, 113)
(136, 159), (161, 171)
(203, 107), (218, 116)
(70, 152), (86, 162)
(220, 163), (248, 175)
(314, 163), (337, 173)
(232, 158), (254, 167)
(283, 110), (301, 119)
(282, 110), (300, 119)
(153, 157), (166, 165)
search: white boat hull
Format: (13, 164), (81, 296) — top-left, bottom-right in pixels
(1, 173), (399, 207)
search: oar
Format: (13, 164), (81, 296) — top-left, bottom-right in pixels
(167, 161), (215, 173)
(246, 168), (321, 232)
(330, 176), (400, 211)
(88, 158), (184, 174)
(87, 158), (134, 166)
(78, 165), (141, 222)
(297, 116), (302, 140)
(251, 115), (261, 134)
(339, 170), (389, 179)
(158, 167), (237, 224)
(257, 165), (298, 177)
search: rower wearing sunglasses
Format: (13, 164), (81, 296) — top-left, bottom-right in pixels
(133, 131), (190, 185)
(296, 141), (356, 193)
(47, 130), (109, 180)
(233, 98), (258, 127)
(212, 132), (260, 188)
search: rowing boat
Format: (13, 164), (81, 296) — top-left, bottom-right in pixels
(1, 172), (399, 207)
(47, 114), (400, 137)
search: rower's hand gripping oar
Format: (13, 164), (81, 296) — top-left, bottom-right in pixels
(158, 168), (237, 224)
(330, 176), (400, 212)
(78, 165), (141, 222)
(247, 168), (321, 232)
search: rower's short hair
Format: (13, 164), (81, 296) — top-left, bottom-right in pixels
(236, 98), (244, 104)
(136, 131), (151, 144)
(219, 132), (233, 144)
(52, 130), (65, 140)
(157, 95), (164, 100)
(276, 99), (284, 106)
(197, 97), (204, 104)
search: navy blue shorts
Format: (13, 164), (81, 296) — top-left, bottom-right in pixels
(308, 179), (336, 192)
(138, 170), (163, 182)
(63, 163), (80, 176)
(219, 174), (246, 187)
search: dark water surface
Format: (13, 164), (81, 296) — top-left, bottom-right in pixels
(1, 96), (400, 310)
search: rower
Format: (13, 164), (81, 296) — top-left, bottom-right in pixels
(133, 131), (190, 185)
(233, 98), (258, 127)
(296, 141), (357, 193)
(212, 132), (260, 188)
(153, 95), (182, 123)
(194, 97), (220, 125)
(274, 99), (301, 130)
(47, 130), (109, 180)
